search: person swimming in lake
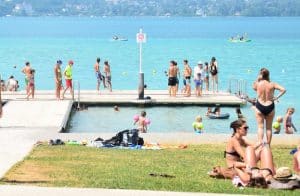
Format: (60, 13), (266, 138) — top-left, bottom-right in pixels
(212, 107), (221, 116)
(272, 116), (283, 134)
(114, 105), (119, 112)
(206, 107), (212, 116)
(236, 107), (245, 120)
(192, 115), (204, 133)
(284, 108), (297, 134)
(253, 68), (286, 145)
(134, 111), (148, 133)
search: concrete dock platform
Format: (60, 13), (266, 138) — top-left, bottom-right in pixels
(0, 100), (73, 130)
(1, 90), (246, 106)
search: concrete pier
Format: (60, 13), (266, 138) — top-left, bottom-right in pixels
(2, 90), (246, 106)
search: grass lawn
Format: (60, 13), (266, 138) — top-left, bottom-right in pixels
(1, 144), (299, 195)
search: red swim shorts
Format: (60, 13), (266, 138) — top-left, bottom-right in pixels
(65, 79), (72, 88)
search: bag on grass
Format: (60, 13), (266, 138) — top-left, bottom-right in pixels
(102, 129), (143, 147)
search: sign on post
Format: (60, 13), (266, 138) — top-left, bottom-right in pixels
(136, 31), (147, 43)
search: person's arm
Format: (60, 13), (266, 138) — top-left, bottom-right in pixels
(243, 137), (263, 150)
(234, 167), (250, 183)
(252, 81), (258, 91)
(54, 67), (58, 82)
(283, 114), (288, 133)
(273, 83), (286, 101)
(292, 122), (298, 132)
(21, 67), (25, 74)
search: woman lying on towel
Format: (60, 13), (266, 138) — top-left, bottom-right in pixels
(225, 119), (263, 168)
(232, 143), (274, 188)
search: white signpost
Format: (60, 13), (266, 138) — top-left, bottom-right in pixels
(136, 28), (146, 99)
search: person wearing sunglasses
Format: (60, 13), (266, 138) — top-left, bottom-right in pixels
(225, 119), (263, 168)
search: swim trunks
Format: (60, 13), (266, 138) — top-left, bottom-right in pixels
(255, 100), (274, 116)
(168, 77), (177, 86)
(183, 76), (191, 86)
(194, 79), (202, 87)
(95, 72), (102, 82)
(66, 79), (72, 88)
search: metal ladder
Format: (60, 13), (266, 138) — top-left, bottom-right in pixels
(228, 78), (248, 98)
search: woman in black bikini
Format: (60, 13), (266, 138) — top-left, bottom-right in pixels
(225, 119), (262, 168)
(209, 57), (218, 93)
(253, 68), (286, 145)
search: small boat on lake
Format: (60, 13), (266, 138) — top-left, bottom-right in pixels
(207, 113), (230, 119)
(112, 35), (128, 41)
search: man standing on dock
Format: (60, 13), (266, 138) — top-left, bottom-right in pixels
(168, 60), (178, 97)
(62, 60), (74, 100)
(94, 57), (105, 92)
(21, 62), (31, 94)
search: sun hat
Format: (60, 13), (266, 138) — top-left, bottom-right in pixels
(197, 61), (203, 65)
(274, 167), (298, 181)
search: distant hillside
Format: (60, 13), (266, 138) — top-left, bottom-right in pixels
(1, 0), (300, 17)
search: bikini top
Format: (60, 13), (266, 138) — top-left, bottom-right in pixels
(224, 151), (242, 159)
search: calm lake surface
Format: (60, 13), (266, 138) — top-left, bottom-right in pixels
(0, 17), (299, 133)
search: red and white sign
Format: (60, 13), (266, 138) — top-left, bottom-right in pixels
(136, 32), (146, 43)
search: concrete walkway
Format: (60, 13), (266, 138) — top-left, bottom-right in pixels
(0, 185), (240, 196)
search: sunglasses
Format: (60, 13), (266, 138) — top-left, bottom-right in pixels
(242, 126), (249, 130)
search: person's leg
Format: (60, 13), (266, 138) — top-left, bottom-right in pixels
(293, 150), (300, 173)
(265, 110), (275, 145)
(244, 146), (258, 167)
(211, 76), (215, 93)
(32, 86), (35, 98)
(62, 86), (69, 99)
(186, 84), (191, 97)
(260, 144), (275, 176)
(255, 110), (265, 143)
(215, 74), (218, 92)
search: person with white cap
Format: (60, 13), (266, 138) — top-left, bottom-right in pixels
(193, 61), (204, 97)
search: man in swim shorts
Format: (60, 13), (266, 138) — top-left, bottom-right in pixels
(22, 61), (31, 94)
(168, 60), (178, 97)
(94, 57), (104, 91)
(183, 59), (192, 97)
(194, 61), (204, 97)
(62, 60), (74, 100)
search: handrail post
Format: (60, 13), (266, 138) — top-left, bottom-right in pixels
(77, 80), (80, 110)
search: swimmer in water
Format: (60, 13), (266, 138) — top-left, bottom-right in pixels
(114, 105), (119, 112)
(272, 116), (283, 134)
(192, 115), (204, 133)
(134, 111), (147, 133)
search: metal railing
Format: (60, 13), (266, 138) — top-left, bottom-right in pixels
(72, 80), (80, 109)
(228, 78), (248, 98)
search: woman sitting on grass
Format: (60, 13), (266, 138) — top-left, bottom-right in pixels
(225, 119), (262, 168)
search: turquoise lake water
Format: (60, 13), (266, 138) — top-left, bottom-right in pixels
(0, 17), (299, 133)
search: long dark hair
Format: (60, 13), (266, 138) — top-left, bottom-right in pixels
(230, 119), (246, 137)
(248, 177), (268, 188)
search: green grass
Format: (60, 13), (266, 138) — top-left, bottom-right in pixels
(1, 144), (299, 195)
